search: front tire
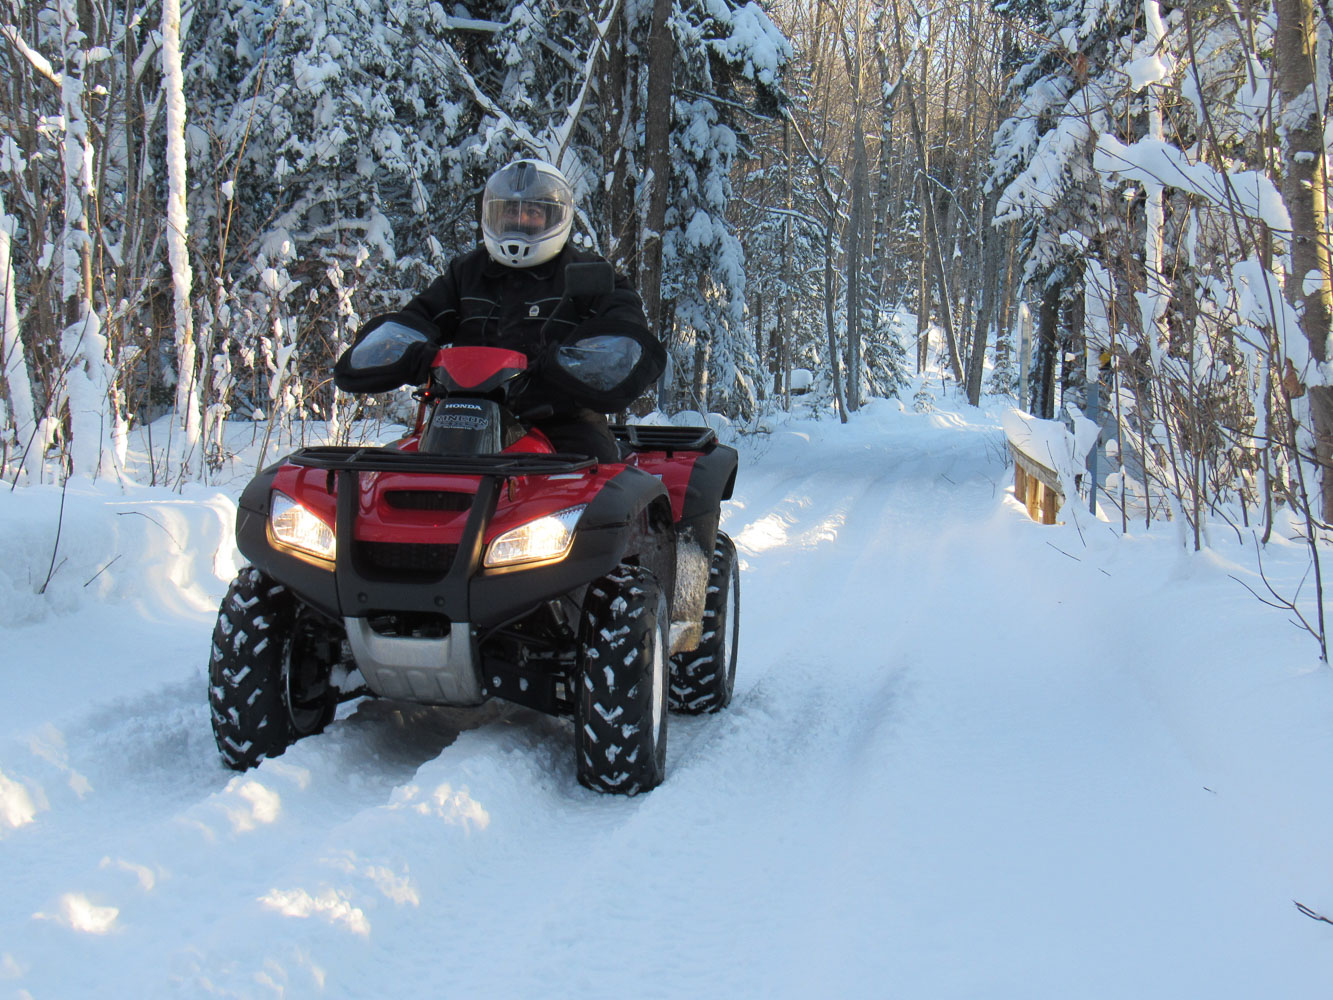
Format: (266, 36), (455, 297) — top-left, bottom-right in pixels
(670, 531), (740, 713)
(576, 565), (670, 794)
(208, 568), (338, 770)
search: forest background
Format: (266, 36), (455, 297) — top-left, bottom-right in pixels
(5, 0), (1333, 650)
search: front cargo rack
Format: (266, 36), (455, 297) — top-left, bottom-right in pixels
(611, 424), (716, 454)
(287, 446), (598, 477)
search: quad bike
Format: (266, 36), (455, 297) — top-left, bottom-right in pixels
(207, 264), (740, 794)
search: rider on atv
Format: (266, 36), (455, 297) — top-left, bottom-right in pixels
(208, 156), (736, 796)
(334, 158), (660, 460)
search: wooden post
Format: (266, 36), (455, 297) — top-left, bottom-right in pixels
(1009, 439), (1065, 524)
(1041, 485), (1057, 524)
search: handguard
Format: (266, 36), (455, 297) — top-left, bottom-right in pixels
(541, 316), (667, 412)
(334, 314), (439, 394)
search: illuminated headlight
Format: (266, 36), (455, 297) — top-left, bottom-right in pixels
(484, 505), (586, 568)
(270, 491), (336, 560)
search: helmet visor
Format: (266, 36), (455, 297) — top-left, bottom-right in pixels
(482, 197), (572, 240)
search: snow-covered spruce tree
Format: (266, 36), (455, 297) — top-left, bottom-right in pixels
(745, 10), (850, 422)
(1091, 2), (1323, 541)
(181, 0), (480, 445)
(181, 0), (639, 446)
(732, 129), (826, 412)
(658, 0), (789, 417)
(989, 0), (1137, 421)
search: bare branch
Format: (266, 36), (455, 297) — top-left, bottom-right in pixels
(1295, 901), (1333, 926)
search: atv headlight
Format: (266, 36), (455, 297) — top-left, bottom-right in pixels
(270, 491), (336, 560)
(484, 505), (586, 568)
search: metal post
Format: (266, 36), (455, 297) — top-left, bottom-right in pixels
(1086, 377), (1100, 515)
(1017, 302), (1033, 411)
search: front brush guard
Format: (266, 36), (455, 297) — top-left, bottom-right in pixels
(285, 446), (599, 621)
(289, 445), (598, 478)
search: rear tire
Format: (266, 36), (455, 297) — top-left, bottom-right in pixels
(575, 565), (670, 794)
(670, 531), (740, 713)
(208, 568), (338, 770)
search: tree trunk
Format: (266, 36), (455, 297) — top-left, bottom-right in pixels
(58, 0), (119, 482)
(776, 121), (793, 407)
(1032, 274), (1063, 419)
(898, 74), (965, 384)
(641, 0), (674, 407)
(163, 0), (200, 469)
(965, 186), (1001, 405)
(825, 228), (848, 422)
(1276, 0), (1333, 520)
(916, 235), (929, 372)
(0, 191), (39, 482)
(846, 131), (866, 411)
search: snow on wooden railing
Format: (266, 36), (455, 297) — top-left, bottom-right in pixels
(1001, 408), (1099, 524)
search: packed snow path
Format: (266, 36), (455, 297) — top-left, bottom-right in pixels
(1, 398), (1330, 997)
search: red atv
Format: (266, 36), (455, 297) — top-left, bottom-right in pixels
(207, 266), (739, 794)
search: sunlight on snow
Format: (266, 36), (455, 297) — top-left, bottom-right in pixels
(389, 782), (490, 831)
(34, 893), (119, 934)
(927, 411), (970, 430)
(735, 505), (845, 553)
(364, 865), (420, 906)
(29, 725), (92, 799)
(104, 499), (233, 616)
(735, 513), (789, 553)
(431, 782), (490, 830)
(264, 759), (313, 790)
(100, 857), (156, 891)
(225, 779), (282, 833)
(326, 852), (420, 906)
(807, 510), (845, 545)
(259, 887), (371, 936)
(0, 769), (40, 830)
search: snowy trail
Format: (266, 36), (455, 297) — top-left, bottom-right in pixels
(2, 400), (1331, 998)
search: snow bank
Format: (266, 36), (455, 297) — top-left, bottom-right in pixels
(0, 479), (239, 626)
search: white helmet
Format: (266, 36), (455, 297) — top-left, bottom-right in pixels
(481, 159), (574, 268)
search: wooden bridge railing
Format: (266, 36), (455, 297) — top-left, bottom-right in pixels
(1001, 408), (1095, 525)
(1008, 441), (1063, 524)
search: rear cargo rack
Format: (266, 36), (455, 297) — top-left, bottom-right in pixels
(287, 446), (597, 477)
(611, 424), (716, 453)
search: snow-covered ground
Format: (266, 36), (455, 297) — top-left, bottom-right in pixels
(1, 383), (1330, 998)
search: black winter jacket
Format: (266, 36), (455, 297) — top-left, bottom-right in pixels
(336, 244), (654, 413)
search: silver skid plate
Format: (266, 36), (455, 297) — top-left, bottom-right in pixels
(343, 618), (485, 706)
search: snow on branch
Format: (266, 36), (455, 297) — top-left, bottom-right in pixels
(1093, 135), (1291, 230)
(553, 0), (624, 164)
(1, 23), (62, 87)
(395, 0), (622, 170)
(422, 27), (542, 155)
(438, 15), (508, 33)
(1229, 258), (1307, 369)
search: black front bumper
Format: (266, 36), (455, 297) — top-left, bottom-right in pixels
(236, 446), (664, 627)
